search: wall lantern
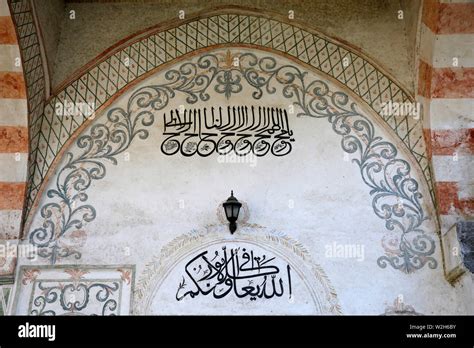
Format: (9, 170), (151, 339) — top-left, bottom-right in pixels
(223, 190), (242, 234)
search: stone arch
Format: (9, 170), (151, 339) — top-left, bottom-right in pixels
(24, 45), (438, 274)
(21, 6), (434, 235)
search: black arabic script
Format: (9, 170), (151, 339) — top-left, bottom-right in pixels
(161, 106), (295, 157)
(176, 247), (293, 301)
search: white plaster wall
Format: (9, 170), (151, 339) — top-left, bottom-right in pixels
(48, 0), (415, 92)
(16, 48), (467, 315)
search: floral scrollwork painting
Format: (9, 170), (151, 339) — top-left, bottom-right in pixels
(27, 50), (436, 273)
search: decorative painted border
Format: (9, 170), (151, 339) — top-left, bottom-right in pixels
(134, 228), (342, 315)
(27, 50), (437, 273)
(10, 264), (135, 315)
(9, 0), (45, 127)
(8, 0), (46, 224)
(12, 7), (434, 229)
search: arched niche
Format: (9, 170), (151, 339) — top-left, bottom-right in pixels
(135, 228), (341, 315)
(13, 47), (464, 315)
(23, 8), (434, 234)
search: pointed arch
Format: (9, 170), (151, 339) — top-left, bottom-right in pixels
(18, 6), (434, 243)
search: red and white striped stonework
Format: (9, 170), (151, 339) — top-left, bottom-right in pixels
(0, 0), (28, 277)
(420, 0), (474, 222)
(418, 0), (473, 278)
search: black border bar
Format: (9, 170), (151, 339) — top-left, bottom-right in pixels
(0, 315), (472, 346)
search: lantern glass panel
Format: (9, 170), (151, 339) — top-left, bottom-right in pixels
(233, 205), (240, 218)
(225, 204), (233, 219)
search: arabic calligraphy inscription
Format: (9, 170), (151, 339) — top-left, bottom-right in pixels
(176, 246), (292, 301)
(161, 106), (295, 157)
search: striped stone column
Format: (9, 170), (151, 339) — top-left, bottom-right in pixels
(418, 0), (474, 281)
(0, 0), (28, 278)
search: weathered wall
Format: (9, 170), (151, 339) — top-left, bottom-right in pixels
(9, 48), (467, 315)
(416, 0), (474, 287)
(0, 0), (28, 315)
(51, 0), (415, 92)
(2, 0), (472, 316)
(1, 0), (51, 316)
(0, 0), (28, 278)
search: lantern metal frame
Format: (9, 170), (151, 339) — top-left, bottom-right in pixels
(222, 190), (242, 234)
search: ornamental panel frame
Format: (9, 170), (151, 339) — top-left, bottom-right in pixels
(9, 265), (134, 316)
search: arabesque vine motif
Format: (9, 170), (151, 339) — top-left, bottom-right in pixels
(29, 51), (436, 272)
(29, 87), (155, 263)
(30, 281), (120, 315)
